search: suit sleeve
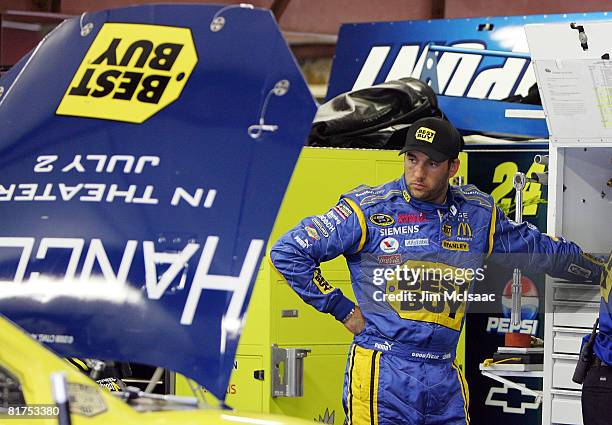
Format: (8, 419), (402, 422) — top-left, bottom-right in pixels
(487, 205), (603, 282)
(269, 198), (365, 321)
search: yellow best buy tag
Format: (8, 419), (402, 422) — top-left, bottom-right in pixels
(313, 269), (334, 294)
(56, 23), (198, 123)
(415, 127), (436, 143)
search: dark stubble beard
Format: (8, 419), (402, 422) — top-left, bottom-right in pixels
(412, 169), (451, 204)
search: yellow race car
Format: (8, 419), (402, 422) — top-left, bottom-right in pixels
(0, 315), (311, 425)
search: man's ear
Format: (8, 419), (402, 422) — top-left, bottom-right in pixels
(449, 158), (460, 178)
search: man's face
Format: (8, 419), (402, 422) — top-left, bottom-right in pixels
(404, 150), (460, 203)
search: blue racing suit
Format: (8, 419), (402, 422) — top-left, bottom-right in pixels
(589, 252), (611, 366)
(270, 176), (603, 425)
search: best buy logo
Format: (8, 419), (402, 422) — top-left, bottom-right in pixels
(415, 127), (436, 143)
(56, 23), (198, 123)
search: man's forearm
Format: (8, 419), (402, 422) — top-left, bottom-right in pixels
(343, 305), (365, 336)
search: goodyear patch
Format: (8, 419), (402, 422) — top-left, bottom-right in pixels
(369, 213), (395, 227)
(415, 126), (435, 143)
(56, 23), (198, 123)
(313, 268), (334, 294)
(442, 240), (469, 251)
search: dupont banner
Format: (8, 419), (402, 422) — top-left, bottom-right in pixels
(327, 12), (611, 137)
(465, 146), (548, 425)
(0, 4), (316, 401)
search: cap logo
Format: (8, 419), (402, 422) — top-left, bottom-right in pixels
(415, 127), (436, 143)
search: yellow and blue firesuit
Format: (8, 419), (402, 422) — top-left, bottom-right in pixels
(270, 176), (603, 425)
(590, 252), (611, 365)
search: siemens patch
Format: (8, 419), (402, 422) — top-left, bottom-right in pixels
(56, 23), (198, 123)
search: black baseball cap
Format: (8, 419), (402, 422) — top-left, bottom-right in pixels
(399, 117), (463, 162)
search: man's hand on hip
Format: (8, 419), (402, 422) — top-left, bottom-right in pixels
(601, 251), (611, 297)
(344, 305), (366, 336)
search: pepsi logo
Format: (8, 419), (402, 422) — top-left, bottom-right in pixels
(501, 276), (539, 320)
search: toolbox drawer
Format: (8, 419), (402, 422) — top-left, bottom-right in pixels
(552, 355), (581, 391)
(551, 390), (582, 425)
(552, 301), (599, 328)
(553, 328), (590, 355)
(553, 283), (600, 303)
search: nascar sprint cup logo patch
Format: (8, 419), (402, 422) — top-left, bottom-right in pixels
(56, 23), (198, 123)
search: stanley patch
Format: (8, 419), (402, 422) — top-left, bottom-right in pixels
(369, 213), (395, 226)
(57, 23), (198, 123)
(415, 127), (436, 143)
(442, 240), (469, 251)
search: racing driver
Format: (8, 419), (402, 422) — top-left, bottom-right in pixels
(270, 117), (605, 425)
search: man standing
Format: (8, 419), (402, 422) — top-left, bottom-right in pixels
(270, 117), (603, 425)
(581, 252), (612, 425)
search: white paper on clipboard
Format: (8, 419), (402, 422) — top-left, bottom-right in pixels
(526, 20), (612, 142)
(534, 59), (612, 138)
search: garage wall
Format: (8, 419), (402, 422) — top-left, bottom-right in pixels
(2, 0), (612, 25)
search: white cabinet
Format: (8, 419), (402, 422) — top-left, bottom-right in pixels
(525, 21), (612, 425)
(541, 146), (611, 425)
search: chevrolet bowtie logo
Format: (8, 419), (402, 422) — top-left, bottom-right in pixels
(315, 408), (335, 424)
(457, 222), (472, 238)
(485, 386), (540, 414)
